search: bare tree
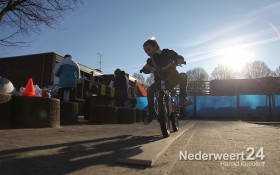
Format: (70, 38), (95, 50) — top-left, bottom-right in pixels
(211, 64), (238, 80)
(132, 72), (154, 86)
(132, 72), (145, 83)
(241, 60), (273, 79)
(185, 67), (209, 95)
(275, 65), (280, 76)
(0, 0), (84, 47)
(186, 67), (209, 81)
(145, 75), (154, 86)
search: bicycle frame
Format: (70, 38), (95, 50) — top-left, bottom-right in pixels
(154, 80), (174, 115)
(155, 79), (178, 138)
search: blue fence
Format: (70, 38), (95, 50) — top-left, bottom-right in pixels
(273, 95), (280, 117)
(196, 96), (236, 118)
(136, 95), (280, 121)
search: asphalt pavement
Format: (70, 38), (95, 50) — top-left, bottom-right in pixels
(0, 117), (279, 175)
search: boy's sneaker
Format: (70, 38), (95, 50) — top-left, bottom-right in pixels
(144, 110), (158, 125)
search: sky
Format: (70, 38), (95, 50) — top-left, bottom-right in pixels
(1, 0), (280, 77)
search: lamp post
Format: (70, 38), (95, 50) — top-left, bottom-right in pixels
(97, 52), (104, 71)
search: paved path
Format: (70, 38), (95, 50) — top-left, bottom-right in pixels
(117, 121), (195, 166)
(0, 119), (279, 175)
(145, 121), (280, 175)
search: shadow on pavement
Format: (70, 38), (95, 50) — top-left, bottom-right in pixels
(0, 134), (162, 174)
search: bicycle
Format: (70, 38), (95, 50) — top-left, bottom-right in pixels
(140, 60), (185, 138)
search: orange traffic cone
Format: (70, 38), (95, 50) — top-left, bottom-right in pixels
(22, 78), (37, 96)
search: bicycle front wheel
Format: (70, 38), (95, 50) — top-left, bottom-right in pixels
(170, 112), (179, 132)
(158, 91), (170, 138)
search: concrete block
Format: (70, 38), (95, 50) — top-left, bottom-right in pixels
(0, 93), (12, 129)
(117, 107), (136, 124)
(89, 105), (118, 124)
(60, 101), (78, 125)
(136, 109), (142, 123)
(12, 96), (60, 128)
(141, 109), (147, 122)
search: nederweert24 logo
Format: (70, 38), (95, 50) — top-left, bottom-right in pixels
(179, 147), (265, 161)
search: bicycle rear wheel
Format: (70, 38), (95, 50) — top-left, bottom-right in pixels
(158, 92), (170, 138)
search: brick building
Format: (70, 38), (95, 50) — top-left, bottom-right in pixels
(0, 52), (146, 99)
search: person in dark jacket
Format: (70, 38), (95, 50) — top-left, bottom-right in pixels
(113, 68), (128, 107)
(141, 38), (191, 125)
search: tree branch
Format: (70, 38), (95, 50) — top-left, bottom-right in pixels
(0, 0), (84, 47)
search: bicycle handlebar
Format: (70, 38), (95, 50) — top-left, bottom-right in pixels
(140, 60), (186, 73)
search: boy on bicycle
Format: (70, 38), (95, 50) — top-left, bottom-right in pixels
(141, 38), (192, 125)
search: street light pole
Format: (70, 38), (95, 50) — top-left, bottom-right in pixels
(97, 52), (104, 71)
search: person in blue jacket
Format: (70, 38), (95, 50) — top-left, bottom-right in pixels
(53, 54), (81, 102)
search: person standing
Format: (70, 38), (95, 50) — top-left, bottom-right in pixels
(53, 54), (81, 102)
(113, 68), (128, 107)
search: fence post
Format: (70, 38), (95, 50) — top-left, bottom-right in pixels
(194, 95), (197, 118)
(237, 94), (240, 120)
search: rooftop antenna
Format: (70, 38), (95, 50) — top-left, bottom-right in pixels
(97, 52), (104, 71)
